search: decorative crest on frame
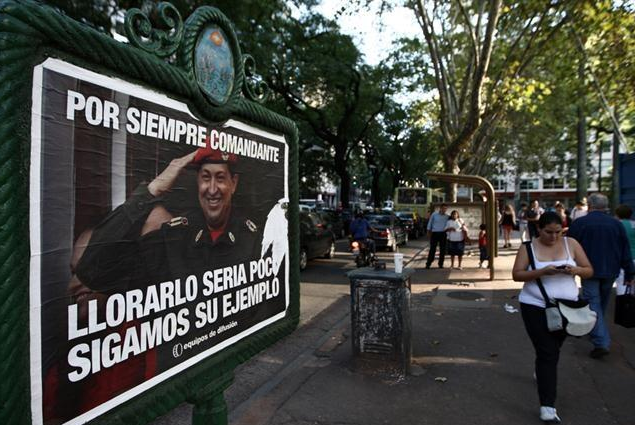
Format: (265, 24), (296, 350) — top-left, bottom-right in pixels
(123, 2), (270, 107)
(124, 2), (183, 58)
(242, 54), (270, 104)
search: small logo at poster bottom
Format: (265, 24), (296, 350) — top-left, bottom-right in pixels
(172, 343), (184, 358)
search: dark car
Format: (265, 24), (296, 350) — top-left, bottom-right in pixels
(319, 209), (346, 238)
(366, 213), (408, 251)
(299, 211), (336, 270)
(395, 211), (424, 239)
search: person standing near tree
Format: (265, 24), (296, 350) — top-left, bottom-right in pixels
(444, 210), (467, 269)
(500, 204), (516, 248)
(567, 193), (635, 359)
(425, 203), (449, 269)
(554, 203), (569, 234)
(526, 200), (544, 240)
(570, 199), (588, 222)
(518, 203), (529, 242)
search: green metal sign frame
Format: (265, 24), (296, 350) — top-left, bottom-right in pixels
(0, 1), (300, 424)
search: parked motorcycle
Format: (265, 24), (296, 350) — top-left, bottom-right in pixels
(351, 238), (376, 268)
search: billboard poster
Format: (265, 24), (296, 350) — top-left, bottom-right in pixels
(29, 59), (289, 425)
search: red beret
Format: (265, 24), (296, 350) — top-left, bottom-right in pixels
(193, 136), (238, 164)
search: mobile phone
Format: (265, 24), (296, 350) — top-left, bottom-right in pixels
(555, 265), (567, 270)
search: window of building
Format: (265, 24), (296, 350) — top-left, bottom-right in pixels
(520, 178), (539, 190)
(493, 179), (506, 191)
(543, 177), (564, 189)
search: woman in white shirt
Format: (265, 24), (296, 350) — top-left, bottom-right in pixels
(512, 211), (593, 423)
(444, 210), (467, 269)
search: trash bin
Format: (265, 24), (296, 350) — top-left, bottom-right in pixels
(347, 267), (413, 375)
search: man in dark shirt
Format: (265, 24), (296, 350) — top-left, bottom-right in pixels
(568, 193), (634, 359)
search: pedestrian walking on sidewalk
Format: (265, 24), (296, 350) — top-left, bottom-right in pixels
(518, 203), (529, 242)
(426, 203), (449, 269)
(570, 199), (588, 222)
(444, 210), (467, 269)
(500, 204), (516, 248)
(478, 223), (488, 268)
(614, 204), (635, 292)
(526, 200), (544, 240)
(554, 203), (569, 234)
(512, 211), (593, 423)
(567, 193), (635, 359)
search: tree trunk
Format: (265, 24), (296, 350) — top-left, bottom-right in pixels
(443, 155), (460, 202)
(514, 169), (521, 210)
(392, 174), (400, 193)
(597, 136), (603, 192)
(371, 170), (381, 208)
(333, 144), (351, 208)
(339, 172), (351, 209)
(576, 61), (587, 202)
(611, 109), (620, 209)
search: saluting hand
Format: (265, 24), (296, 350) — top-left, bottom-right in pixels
(148, 151), (197, 197)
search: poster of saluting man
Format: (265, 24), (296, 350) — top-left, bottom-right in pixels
(30, 58), (289, 425)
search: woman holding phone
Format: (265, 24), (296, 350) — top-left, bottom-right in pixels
(512, 211), (593, 423)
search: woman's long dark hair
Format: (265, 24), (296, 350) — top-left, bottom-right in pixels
(538, 211), (563, 229)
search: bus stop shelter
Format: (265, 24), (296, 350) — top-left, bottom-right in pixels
(427, 172), (497, 281)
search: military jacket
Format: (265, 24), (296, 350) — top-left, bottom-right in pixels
(77, 184), (262, 293)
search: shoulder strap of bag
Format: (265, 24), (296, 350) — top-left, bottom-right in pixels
(523, 241), (554, 306)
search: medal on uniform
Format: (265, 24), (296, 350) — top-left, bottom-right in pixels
(245, 219), (257, 232)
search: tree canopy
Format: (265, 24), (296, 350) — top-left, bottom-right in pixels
(45, 0), (635, 206)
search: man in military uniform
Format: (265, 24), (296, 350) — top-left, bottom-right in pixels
(76, 143), (261, 299)
(44, 144), (266, 414)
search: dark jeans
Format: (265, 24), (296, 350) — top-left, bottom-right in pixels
(479, 246), (488, 263)
(581, 277), (616, 349)
(426, 231), (447, 267)
(520, 303), (567, 407)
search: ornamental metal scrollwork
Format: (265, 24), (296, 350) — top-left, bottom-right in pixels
(242, 54), (270, 104)
(124, 2), (183, 58)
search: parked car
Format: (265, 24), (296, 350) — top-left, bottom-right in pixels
(299, 211), (336, 270)
(299, 198), (325, 211)
(318, 209), (346, 238)
(366, 213), (408, 251)
(395, 211), (424, 239)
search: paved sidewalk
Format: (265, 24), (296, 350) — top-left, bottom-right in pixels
(154, 239), (635, 425)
